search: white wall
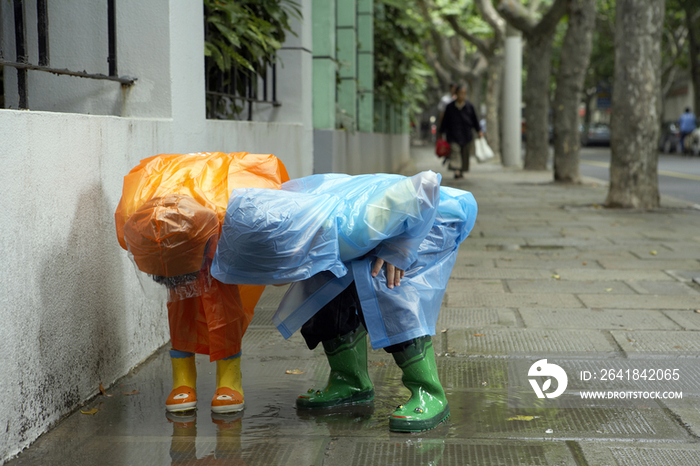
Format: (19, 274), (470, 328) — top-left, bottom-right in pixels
(0, 0), (313, 462)
(313, 129), (412, 176)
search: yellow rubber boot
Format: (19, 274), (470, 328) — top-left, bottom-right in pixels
(166, 350), (197, 412)
(212, 353), (244, 413)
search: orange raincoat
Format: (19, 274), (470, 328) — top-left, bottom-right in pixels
(115, 152), (289, 361)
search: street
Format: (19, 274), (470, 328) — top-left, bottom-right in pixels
(579, 147), (700, 205)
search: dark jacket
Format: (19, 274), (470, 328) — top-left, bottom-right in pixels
(439, 100), (479, 146)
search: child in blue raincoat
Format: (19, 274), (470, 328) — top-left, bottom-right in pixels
(211, 170), (477, 432)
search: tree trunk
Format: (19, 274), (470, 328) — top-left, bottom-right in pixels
(687, 9), (700, 114)
(605, 0), (664, 208)
(552, 0), (596, 183)
(523, 36), (554, 170)
(485, 53), (504, 162)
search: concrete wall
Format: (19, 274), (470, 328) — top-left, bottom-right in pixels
(313, 129), (411, 175)
(0, 0), (312, 462)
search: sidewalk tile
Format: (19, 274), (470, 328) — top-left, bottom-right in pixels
(663, 310), (700, 330)
(519, 308), (680, 330)
(553, 269), (675, 281)
(506, 279), (635, 294)
(579, 442), (700, 466)
(610, 330), (700, 352)
(436, 308), (517, 328)
(445, 292), (584, 309)
(447, 329), (615, 354)
(624, 281), (700, 295)
(578, 294), (700, 310)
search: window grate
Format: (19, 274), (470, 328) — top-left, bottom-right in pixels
(0, 0), (136, 109)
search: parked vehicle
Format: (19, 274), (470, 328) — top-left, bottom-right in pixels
(580, 123), (611, 146)
(659, 121), (682, 153)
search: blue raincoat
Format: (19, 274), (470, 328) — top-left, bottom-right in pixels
(211, 171), (477, 349)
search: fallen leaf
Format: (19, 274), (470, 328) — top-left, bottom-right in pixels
(285, 369), (305, 374)
(481, 381), (488, 386)
(545, 428), (554, 434)
(605, 288), (613, 292)
(99, 383), (113, 397)
(81, 408), (98, 415)
(441, 328), (448, 333)
(582, 262), (587, 266)
(551, 274), (560, 280)
(371, 362), (387, 367)
(507, 415), (539, 421)
(695, 310), (700, 313)
(121, 390), (140, 396)
(473, 333), (485, 337)
(650, 250), (658, 256)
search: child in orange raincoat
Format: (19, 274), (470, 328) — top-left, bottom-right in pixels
(115, 152), (289, 413)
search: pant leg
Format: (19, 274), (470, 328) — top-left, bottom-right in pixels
(461, 143), (471, 172)
(300, 282), (363, 350)
(300, 280), (415, 354)
(681, 132), (689, 152)
(448, 143), (462, 171)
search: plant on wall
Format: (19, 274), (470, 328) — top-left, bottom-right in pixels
(374, 0), (433, 120)
(203, 0), (301, 119)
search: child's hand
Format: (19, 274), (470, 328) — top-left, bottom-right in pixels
(371, 258), (405, 289)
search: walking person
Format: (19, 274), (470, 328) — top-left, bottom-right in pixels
(679, 107), (697, 154)
(439, 84), (483, 179)
(437, 83), (457, 128)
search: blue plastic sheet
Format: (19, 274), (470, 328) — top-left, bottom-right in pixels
(211, 171), (478, 348)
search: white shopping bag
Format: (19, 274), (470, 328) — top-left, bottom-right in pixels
(475, 138), (494, 163)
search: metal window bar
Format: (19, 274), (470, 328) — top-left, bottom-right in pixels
(0, 0), (136, 109)
(205, 60), (280, 121)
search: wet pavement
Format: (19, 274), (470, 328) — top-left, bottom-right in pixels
(8, 147), (700, 465)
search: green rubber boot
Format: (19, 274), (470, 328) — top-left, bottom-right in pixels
(390, 336), (450, 432)
(297, 326), (375, 409)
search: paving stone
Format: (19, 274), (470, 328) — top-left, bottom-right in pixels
(447, 329), (615, 355)
(665, 269), (700, 282)
(519, 308), (680, 330)
(662, 398), (700, 438)
(611, 330), (700, 352)
(323, 439), (577, 466)
(437, 308), (518, 328)
(495, 259), (604, 269)
(630, 247), (700, 260)
(578, 294), (700, 310)
(525, 237), (615, 247)
(579, 442), (700, 466)
(450, 267), (554, 279)
(506, 279), (635, 294)
(664, 310), (700, 330)
(249, 308), (277, 327)
(442, 390), (685, 440)
(598, 259), (700, 270)
(552, 268), (675, 281)
(624, 280), (700, 295)
(445, 292), (584, 309)
(453, 256), (496, 267)
(446, 279), (506, 294)
(242, 328), (309, 356)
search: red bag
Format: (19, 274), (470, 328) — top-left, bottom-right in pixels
(435, 138), (450, 157)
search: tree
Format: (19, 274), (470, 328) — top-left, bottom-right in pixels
(441, 0), (507, 162)
(680, 0), (700, 114)
(498, 0), (569, 170)
(605, 0), (665, 208)
(552, 0), (596, 183)
(374, 1), (434, 119)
